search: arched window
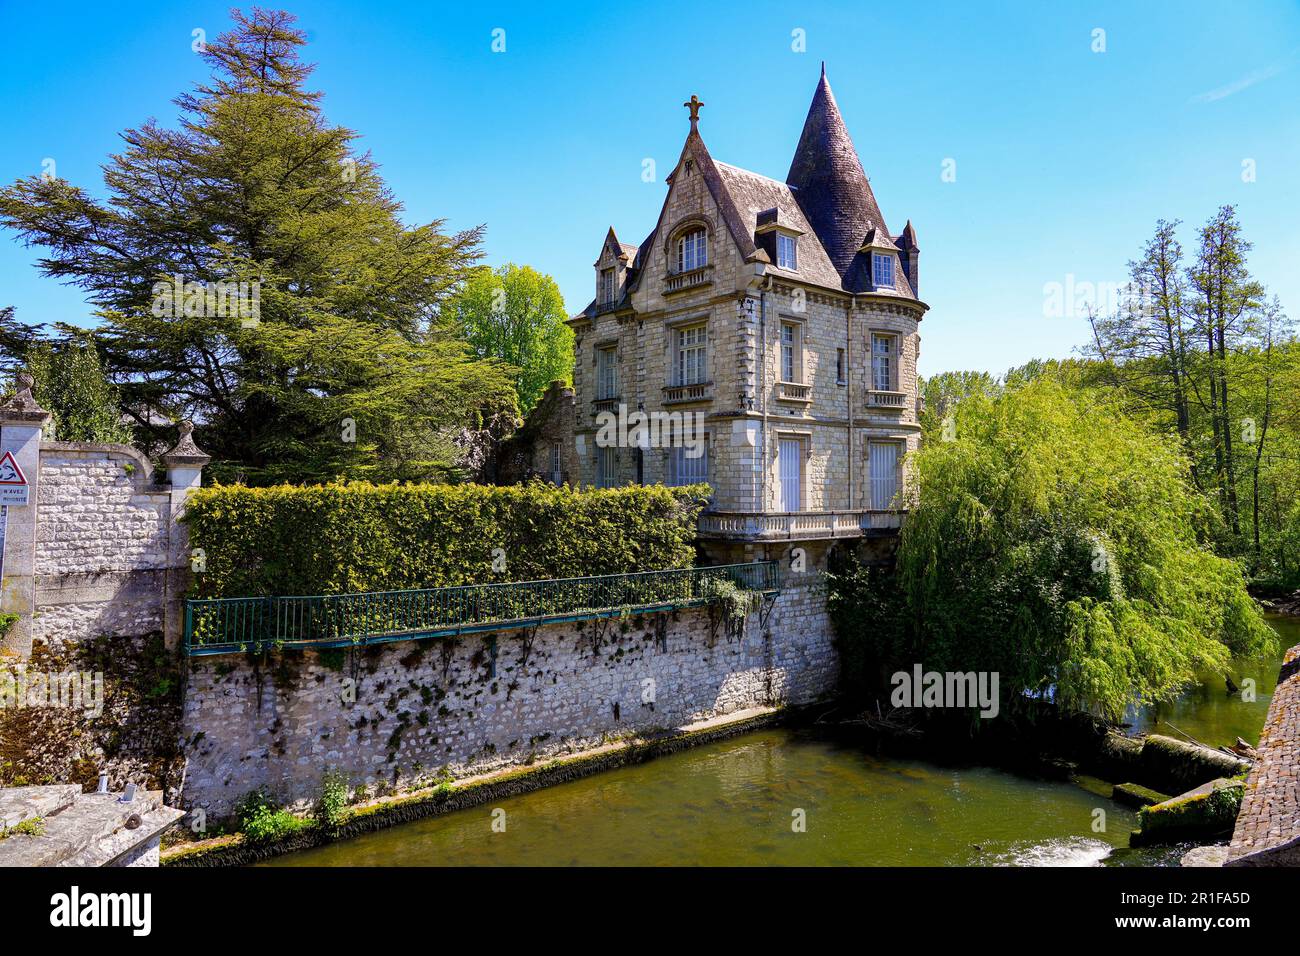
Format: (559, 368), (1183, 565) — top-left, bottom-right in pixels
(675, 228), (708, 272)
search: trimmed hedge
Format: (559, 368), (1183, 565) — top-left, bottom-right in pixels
(183, 480), (711, 599)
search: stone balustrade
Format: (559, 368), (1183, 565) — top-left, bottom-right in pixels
(698, 509), (904, 541)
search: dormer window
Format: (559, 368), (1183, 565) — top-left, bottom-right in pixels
(676, 229), (707, 272)
(777, 233), (798, 270)
(872, 253), (895, 289)
(599, 267), (615, 304)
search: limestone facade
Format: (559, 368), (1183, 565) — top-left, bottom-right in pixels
(533, 69), (928, 560)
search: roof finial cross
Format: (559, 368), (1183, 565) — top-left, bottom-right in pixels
(683, 94), (704, 131)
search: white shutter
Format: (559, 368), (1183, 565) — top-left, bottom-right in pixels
(779, 439), (801, 512)
(870, 443), (900, 509)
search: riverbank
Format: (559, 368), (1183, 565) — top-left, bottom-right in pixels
(1250, 585), (1300, 617)
(163, 705), (791, 866)
(167, 617), (1297, 867)
(256, 726), (1170, 867)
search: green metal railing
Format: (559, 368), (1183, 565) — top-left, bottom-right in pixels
(183, 561), (781, 656)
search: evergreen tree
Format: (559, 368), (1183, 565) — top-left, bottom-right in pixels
(0, 9), (516, 483)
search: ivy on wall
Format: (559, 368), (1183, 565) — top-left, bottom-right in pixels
(183, 480), (712, 599)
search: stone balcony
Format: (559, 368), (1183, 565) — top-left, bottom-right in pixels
(697, 509), (905, 541)
(663, 265), (713, 295)
(866, 390), (908, 411)
(776, 381), (813, 404)
(663, 381), (713, 405)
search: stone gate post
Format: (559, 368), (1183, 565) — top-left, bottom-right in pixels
(0, 373), (51, 658)
(163, 421), (210, 649)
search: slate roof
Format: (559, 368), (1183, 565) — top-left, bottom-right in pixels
(787, 69), (889, 278)
(712, 162), (840, 289)
(571, 67), (918, 320)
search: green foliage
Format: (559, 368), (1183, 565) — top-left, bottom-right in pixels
(919, 369), (998, 438)
(235, 788), (313, 843)
(1084, 209), (1296, 571)
(829, 379), (1276, 721)
(315, 771), (349, 830)
(0, 10), (516, 483)
(183, 480), (711, 598)
(825, 559), (907, 694)
(698, 577), (761, 621)
(0, 613), (18, 638)
(447, 263), (574, 414)
(0, 816), (45, 839)
(0, 317), (132, 444)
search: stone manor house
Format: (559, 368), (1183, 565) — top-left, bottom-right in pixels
(510, 68), (927, 567)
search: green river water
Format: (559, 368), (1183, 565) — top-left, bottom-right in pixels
(265, 615), (1297, 867)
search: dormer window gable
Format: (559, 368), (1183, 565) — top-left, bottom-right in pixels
(858, 224), (900, 291)
(594, 229), (637, 307)
(754, 208), (803, 273)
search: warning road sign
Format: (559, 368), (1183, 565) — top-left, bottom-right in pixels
(0, 451), (29, 505)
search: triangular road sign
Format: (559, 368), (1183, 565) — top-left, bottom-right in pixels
(0, 451), (26, 485)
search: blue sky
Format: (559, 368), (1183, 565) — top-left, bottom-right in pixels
(2, 0), (1298, 377)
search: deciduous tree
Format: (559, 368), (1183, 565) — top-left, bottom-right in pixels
(446, 263), (574, 414)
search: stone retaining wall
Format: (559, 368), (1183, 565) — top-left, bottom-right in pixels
(179, 575), (836, 817)
(1228, 641), (1300, 866)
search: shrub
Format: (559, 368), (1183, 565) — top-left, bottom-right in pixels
(698, 577), (760, 622)
(241, 806), (311, 843)
(236, 789), (313, 843)
(315, 771), (349, 830)
(183, 480), (711, 598)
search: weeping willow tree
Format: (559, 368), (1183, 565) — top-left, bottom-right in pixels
(830, 378), (1276, 721)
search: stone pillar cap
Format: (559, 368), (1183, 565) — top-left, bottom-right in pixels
(162, 420), (211, 468)
(0, 371), (52, 426)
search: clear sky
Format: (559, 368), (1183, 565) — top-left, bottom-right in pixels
(2, 0), (1298, 378)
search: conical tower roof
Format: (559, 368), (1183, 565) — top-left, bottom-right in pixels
(786, 66), (888, 282)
